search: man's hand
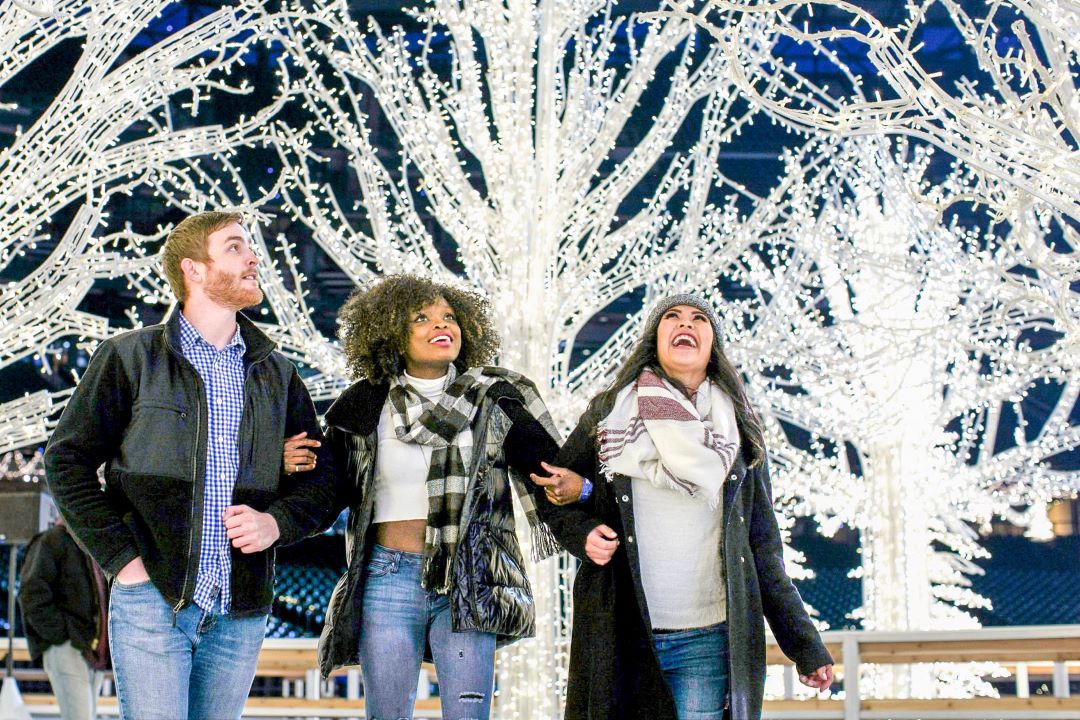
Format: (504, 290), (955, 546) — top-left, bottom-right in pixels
(224, 505), (281, 553)
(116, 556), (150, 585)
(584, 524), (619, 566)
(530, 461), (584, 506)
(283, 431), (321, 475)
(799, 665), (834, 692)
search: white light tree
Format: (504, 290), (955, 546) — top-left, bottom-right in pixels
(0, 0), (311, 452)
(669, 0), (1080, 227)
(688, 135), (1079, 696)
(3, 0), (1079, 713)
(260, 0), (1079, 705)
(265, 1), (760, 713)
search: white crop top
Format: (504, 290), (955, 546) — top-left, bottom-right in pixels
(371, 372), (446, 523)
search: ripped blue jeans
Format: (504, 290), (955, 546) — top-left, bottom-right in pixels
(358, 544), (496, 720)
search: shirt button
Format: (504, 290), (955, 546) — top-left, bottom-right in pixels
(730, 474), (737, 481)
(621, 495), (629, 502)
(627, 535), (634, 544)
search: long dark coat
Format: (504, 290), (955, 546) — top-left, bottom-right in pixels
(544, 395), (833, 720)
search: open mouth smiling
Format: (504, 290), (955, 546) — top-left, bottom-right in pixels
(429, 333), (453, 346)
(672, 333), (698, 348)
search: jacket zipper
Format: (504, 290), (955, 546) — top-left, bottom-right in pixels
(447, 412), (492, 628)
(722, 472), (744, 712)
(174, 399), (202, 612)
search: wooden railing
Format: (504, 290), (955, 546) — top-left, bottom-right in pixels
(6, 625), (1080, 718)
(768, 625), (1080, 719)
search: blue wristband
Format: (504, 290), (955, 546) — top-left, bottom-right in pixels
(579, 477), (593, 501)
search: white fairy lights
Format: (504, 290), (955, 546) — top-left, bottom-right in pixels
(714, 136), (1078, 697)
(2, 0), (1078, 712)
(0, 0), (303, 450)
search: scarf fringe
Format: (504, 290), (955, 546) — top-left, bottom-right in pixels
(528, 517), (561, 563)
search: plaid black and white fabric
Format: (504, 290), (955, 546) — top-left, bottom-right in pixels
(388, 365), (561, 593)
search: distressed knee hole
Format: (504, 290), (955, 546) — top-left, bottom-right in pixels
(459, 690), (485, 703)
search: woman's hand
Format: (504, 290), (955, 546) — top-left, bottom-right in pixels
(584, 524), (619, 565)
(799, 664), (834, 692)
(530, 461), (584, 505)
(283, 431), (320, 475)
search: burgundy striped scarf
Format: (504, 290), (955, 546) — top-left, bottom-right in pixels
(598, 368), (740, 508)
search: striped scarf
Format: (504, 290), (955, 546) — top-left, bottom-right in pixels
(388, 365), (561, 593)
(598, 367), (740, 509)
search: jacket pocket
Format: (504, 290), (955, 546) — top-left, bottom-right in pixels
(457, 520), (533, 637)
(120, 400), (193, 479)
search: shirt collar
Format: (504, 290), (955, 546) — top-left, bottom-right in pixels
(178, 310), (246, 356)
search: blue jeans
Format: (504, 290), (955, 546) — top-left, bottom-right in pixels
(358, 544), (497, 720)
(108, 580), (266, 720)
(653, 623), (729, 720)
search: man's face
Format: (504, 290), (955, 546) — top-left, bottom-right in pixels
(201, 222), (262, 310)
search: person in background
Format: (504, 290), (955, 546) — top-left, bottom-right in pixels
(284, 274), (582, 720)
(19, 515), (109, 720)
(44, 211), (336, 720)
(535, 292), (834, 720)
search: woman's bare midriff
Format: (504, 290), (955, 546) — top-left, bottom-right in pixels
(374, 519), (427, 553)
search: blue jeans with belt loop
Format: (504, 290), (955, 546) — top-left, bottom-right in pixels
(108, 580), (266, 720)
(653, 623), (730, 720)
(357, 543), (497, 720)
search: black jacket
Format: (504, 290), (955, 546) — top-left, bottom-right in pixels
(18, 525), (101, 661)
(544, 395), (833, 720)
(44, 308), (336, 616)
(317, 377), (560, 678)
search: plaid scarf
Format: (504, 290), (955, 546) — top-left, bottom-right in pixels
(388, 365), (561, 593)
(598, 367), (740, 510)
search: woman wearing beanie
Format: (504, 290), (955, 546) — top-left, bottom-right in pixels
(534, 293), (833, 720)
(281, 274), (583, 719)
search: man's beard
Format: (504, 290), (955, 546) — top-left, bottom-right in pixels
(204, 266), (263, 310)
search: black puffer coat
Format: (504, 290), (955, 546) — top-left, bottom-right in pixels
(316, 378), (560, 679)
(544, 395), (833, 720)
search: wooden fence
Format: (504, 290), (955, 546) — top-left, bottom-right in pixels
(6, 625), (1080, 718)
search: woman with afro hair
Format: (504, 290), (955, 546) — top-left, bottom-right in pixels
(282, 274), (585, 719)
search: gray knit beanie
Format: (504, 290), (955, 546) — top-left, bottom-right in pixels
(643, 292), (723, 343)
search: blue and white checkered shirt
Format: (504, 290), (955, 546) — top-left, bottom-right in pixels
(178, 312), (247, 614)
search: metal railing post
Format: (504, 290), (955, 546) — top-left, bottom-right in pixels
(1053, 661), (1070, 698)
(1016, 662), (1029, 698)
(843, 634), (860, 720)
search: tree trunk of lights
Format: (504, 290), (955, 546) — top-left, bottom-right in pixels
(492, 3), (568, 714)
(861, 438), (934, 696)
(846, 194), (943, 694)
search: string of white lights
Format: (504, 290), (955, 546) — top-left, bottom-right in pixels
(666, 0), (1080, 227)
(1, 0), (1078, 712)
